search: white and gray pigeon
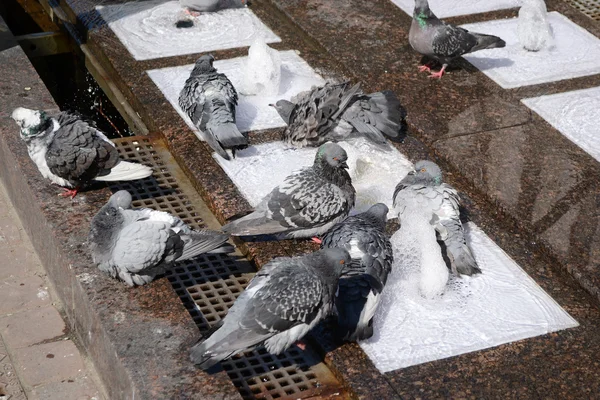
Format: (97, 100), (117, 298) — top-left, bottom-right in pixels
(222, 142), (356, 239)
(179, 0), (247, 13)
(190, 247), (351, 370)
(89, 190), (234, 286)
(179, 54), (247, 160)
(320, 203), (393, 341)
(393, 161), (481, 276)
(270, 81), (406, 148)
(409, 0), (506, 79)
(11, 108), (152, 198)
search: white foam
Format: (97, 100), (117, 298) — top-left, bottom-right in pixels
(517, 0), (552, 52)
(461, 12), (600, 88)
(522, 86), (600, 163)
(360, 222), (578, 373)
(390, 0), (519, 18)
(147, 50), (325, 133)
(240, 37), (282, 97)
(214, 138), (413, 215)
(96, 0), (280, 61)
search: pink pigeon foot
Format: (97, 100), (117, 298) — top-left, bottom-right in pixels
(311, 237), (322, 244)
(428, 65), (447, 79)
(418, 64), (432, 73)
(184, 9), (201, 17)
(58, 188), (78, 199)
(295, 341), (307, 351)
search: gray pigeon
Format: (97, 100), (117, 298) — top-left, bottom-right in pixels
(320, 203), (393, 341)
(179, 55), (247, 160)
(393, 160), (480, 276)
(11, 108), (152, 198)
(179, 0), (247, 13)
(89, 190), (234, 286)
(222, 142), (356, 239)
(270, 81), (406, 148)
(409, 0), (506, 78)
(190, 247), (351, 369)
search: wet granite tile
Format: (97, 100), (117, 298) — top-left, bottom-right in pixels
(432, 120), (600, 303)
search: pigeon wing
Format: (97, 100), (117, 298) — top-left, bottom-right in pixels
(432, 24), (479, 59)
(45, 113), (119, 186)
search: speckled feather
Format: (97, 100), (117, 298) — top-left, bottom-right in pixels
(45, 112), (120, 187)
(393, 161), (480, 276)
(222, 143), (356, 238)
(179, 56), (247, 159)
(321, 204), (393, 340)
(409, 0), (505, 65)
(279, 82), (405, 148)
(189, 248), (350, 369)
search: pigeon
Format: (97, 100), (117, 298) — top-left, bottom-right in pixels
(270, 81), (406, 148)
(320, 203), (393, 341)
(190, 247), (351, 369)
(179, 0), (247, 13)
(222, 142), (356, 239)
(518, 0), (552, 52)
(11, 108), (153, 198)
(89, 190), (234, 286)
(179, 54), (247, 160)
(393, 160), (480, 276)
(409, 0), (506, 79)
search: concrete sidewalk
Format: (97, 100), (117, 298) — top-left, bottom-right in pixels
(0, 181), (104, 400)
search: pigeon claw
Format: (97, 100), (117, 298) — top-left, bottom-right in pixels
(428, 65), (447, 79)
(295, 340), (307, 351)
(418, 64), (432, 73)
(311, 237), (322, 245)
(58, 188), (78, 199)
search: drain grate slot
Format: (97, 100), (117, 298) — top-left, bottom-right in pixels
(565, 0), (600, 20)
(111, 136), (345, 400)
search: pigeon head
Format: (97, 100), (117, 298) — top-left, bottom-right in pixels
(192, 54), (216, 75)
(317, 247), (352, 277)
(11, 107), (52, 139)
(315, 142), (349, 170)
(364, 203), (389, 223)
(108, 190), (133, 210)
(408, 160), (443, 186)
(269, 100), (295, 124)
(413, 0), (434, 22)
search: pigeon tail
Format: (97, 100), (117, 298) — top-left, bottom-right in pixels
(190, 343), (236, 370)
(471, 33), (506, 52)
(208, 122), (247, 154)
(222, 211), (289, 237)
(94, 161), (152, 182)
(177, 230), (234, 261)
(437, 219), (481, 276)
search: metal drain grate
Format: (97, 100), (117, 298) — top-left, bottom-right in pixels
(565, 0), (600, 20)
(111, 136), (345, 400)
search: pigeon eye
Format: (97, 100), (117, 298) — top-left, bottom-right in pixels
(420, 168), (426, 172)
(339, 260), (345, 264)
(333, 157), (338, 161)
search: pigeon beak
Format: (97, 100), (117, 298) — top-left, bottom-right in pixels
(341, 161), (349, 169)
(407, 170), (416, 176)
(268, 104), (275, 107)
